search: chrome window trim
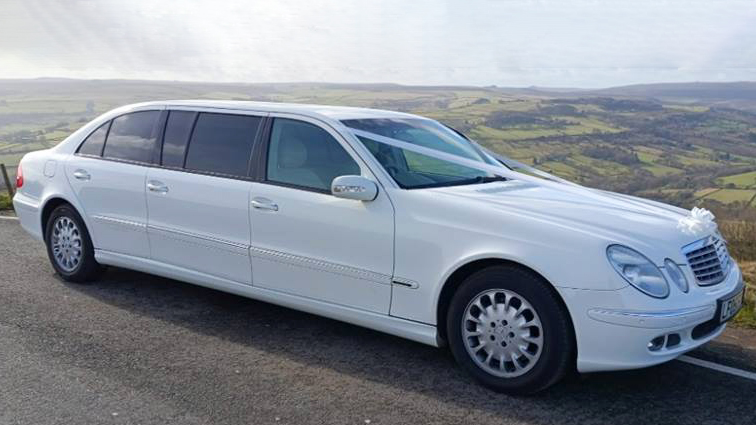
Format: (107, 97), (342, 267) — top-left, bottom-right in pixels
(72, 108), (268, 182)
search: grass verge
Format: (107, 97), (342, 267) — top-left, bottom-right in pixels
(0, 193), (12, 210)
(733, 261), (756, 328)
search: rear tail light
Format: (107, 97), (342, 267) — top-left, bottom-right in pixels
(15, 163), (23, 189)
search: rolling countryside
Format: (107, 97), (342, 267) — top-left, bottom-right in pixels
(3, 79), (756, 214)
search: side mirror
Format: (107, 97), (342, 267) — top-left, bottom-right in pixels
(331, 175), (378, 201)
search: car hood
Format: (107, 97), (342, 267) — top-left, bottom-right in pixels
(432, 180), (703, 263)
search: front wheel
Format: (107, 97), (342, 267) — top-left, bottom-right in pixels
(447, 265), (574, 394)
(44, 204), (102, 282)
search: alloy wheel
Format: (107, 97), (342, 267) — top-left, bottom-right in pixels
(51, 216), (83, 272)
(461, 288), (544, 378)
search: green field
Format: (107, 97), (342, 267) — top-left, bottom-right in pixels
(703, 189), (756, 203)
(694, 188), (721, 199)
(717, 170), (756, 188)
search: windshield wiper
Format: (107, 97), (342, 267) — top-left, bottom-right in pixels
(431, 175), (508, 188)
(405, 175), (507, 190)
(474, 175), (508, 183)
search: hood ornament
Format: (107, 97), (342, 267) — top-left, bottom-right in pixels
(677, 207), (717, 236)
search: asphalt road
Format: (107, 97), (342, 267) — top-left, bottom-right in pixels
(1, 218), (755, 425)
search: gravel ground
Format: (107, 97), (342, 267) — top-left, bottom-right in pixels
(1, 219), (755, 425)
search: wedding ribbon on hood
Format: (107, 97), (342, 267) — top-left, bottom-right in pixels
(472, 145), (579, 187)
(345, 127), (716, 234)
(346, 127), (621, 203)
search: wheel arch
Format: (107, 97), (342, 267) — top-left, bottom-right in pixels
(40, 196), (80, 236)
(435, 257), (576, 350)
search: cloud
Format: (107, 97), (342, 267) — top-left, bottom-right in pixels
(1, 0), (754, 87)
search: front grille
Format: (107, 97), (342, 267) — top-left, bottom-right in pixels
(682, 235), (731, 286)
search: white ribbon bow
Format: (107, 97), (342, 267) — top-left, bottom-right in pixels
(676, 207), (717, 236)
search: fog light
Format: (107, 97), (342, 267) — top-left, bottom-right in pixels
(648, 336), (665, 351)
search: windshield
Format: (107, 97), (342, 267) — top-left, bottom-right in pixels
(342, 118), (502, 189)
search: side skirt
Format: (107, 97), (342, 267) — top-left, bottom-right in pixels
(95, 249), (440, 347)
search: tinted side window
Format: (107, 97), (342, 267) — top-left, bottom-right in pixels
(267, 118), (360, 192)
(161, 111), (196, 168)
(103, 111), (161, 163)
(77, 122), (109, 156)
(184, 113), (261, 177)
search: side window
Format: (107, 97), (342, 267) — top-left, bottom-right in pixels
(103, 111), (161, 163)
(77, 122), (110, 156)
(266, 118), (360, 192)
(184, 113), (261, 177)
(161, 111), (196, 168)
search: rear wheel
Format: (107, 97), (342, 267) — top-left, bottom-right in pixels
(447, 265), (574, 394)
(44, 204), (102, 282)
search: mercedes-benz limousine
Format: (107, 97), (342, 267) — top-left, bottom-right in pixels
(13, 101), (744, 393)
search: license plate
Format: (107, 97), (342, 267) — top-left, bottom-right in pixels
(719, 289), (744, 323)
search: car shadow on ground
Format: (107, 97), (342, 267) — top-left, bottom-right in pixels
(63, 267), (756, 424)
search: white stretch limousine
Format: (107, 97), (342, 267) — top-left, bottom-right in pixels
(13, 101), (744, 393)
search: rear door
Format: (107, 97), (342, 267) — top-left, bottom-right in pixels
(145, 110), (263, 284)
(66, 110), (163, 257)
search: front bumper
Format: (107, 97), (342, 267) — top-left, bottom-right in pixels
(558, 262), (743, 373)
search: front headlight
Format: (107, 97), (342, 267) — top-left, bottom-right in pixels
(664, 259), (689, 293)
(606, 245), (670, 298)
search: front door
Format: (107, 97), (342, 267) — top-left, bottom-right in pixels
(249, 115), (394, 313)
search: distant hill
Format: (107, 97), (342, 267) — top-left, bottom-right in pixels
(592, 81), (756, 101)
(2, 77), (755, 101)
(498, 81), (756, 111)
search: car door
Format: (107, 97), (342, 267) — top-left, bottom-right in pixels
(66, 110), (163, 257)
(249, 115), (394, 313)
(145, 110), (263, 284)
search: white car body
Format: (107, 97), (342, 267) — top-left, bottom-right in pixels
(13, 101), (744, 374)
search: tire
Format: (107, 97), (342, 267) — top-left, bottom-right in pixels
(447, 265), (574, 395)
(44, 204), (102, 282)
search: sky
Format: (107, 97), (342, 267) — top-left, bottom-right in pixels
(1, 0), (755, 88)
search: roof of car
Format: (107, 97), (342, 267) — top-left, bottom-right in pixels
(137, 100), (421, 121)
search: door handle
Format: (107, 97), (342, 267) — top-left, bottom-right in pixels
(251, 197), (278, 211)
(72, 169), (90, 181)
(147, 180), (169, 194)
